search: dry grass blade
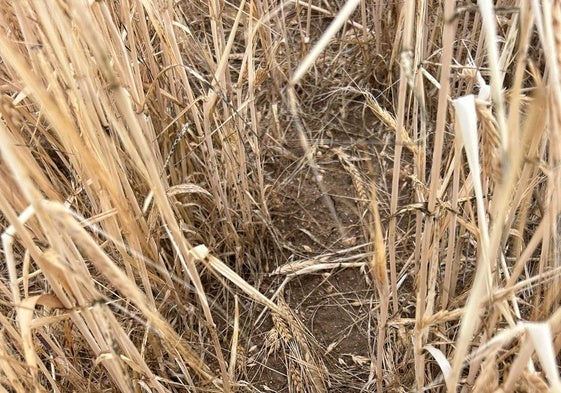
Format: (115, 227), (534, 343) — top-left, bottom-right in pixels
(368, 180), (389, 392)
(290, 0), (361, 85)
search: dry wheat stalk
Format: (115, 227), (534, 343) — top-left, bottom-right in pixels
(267, 298), (328, 393)
(516, 371), (550, 393)
(476, 100), (501, 183)
(365, 95), (419, 157)
(332, 146), (369, 207)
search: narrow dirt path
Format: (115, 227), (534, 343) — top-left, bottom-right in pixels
(251, 106), (411, 392)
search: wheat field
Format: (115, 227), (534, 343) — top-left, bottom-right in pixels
(0, 1), (560, 392)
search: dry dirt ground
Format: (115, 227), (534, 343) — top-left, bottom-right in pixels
(246, 106), (417, 392)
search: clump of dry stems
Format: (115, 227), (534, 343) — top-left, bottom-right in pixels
(0, 1), (560, 392)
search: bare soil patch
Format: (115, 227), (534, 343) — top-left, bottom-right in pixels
(248, 106), (409, 392)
